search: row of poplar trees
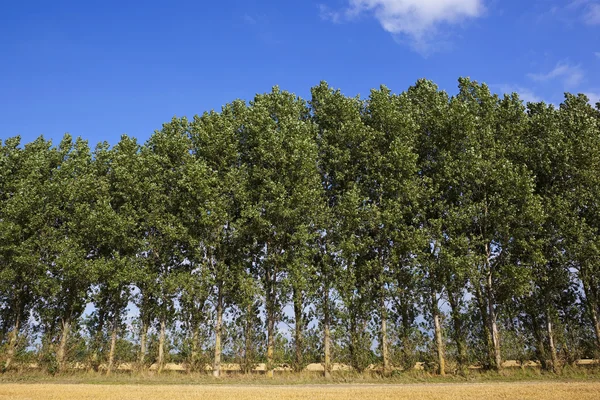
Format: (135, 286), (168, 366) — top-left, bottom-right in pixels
(1, 79), (600, 377)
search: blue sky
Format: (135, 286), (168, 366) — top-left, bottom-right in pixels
(1, 0), (599, 147)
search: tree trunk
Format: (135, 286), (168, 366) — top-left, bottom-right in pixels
(138, 320), (148, 370)
(484, 251), (501, 371)
(157, 317), (166, 373)
(581, 278), (600, 352)
(323, 289), (331, 379)
(4, 311), (21, 370)
(532, 314), (548, 371)
(265, 265), (275, 379)
(244, 303), (252, 374)
(213, 285), (223, 378)
(293, 289), (304, 373)
(487, 287), (502, 371)
(266, 307), (275, 378)
(448, 292), (467, 374)
(546, 311), (558, 373)
(57, 317), (71, 373)
(381, 298), (390, 375)
(474, 282), (494, 369)
(191, 326), (200, 372)
(590, 304), (600, 351)
(432, 292), (445, 376)
(91, 308), (106, 372)
(106, 313), (118, 375)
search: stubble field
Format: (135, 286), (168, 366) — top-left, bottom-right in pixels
(1, 381), (600, 400)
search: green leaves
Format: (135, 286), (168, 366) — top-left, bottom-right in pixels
(2, 79), (600, 372)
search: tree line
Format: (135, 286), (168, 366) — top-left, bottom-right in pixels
(1, 79), (599, 377)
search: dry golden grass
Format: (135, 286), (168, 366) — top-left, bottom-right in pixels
(1, 382), (599, 400)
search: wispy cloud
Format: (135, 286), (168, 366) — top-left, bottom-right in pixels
(320, 0), (485, 54)
(584, 92), (600, 105)
(243, 15), (257, 25)
(595, 52), (600, 58)
(319, 4), (343, 23)
(566, 0), (600, 24)
(527, 62), (585, 89)
(584, 3), (600, 24)
(492, 84), (543, 104)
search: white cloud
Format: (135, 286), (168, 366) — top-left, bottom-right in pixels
(321, 0), (485, 53)
(566, 0), (600, 24)
(584, 92), (600, 105)
(527, 62), (585, 89)
(319, 4), (343, 23)
(243, 15), (257, 25)
(493, 85), (543, 104)
(584, 3), (600, 24)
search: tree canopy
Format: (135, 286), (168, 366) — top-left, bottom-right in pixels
(1, 80), (599, 376)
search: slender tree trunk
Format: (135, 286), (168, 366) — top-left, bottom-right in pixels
(400, 301), (413, 370)
(322, 242), (332, 379)
(474, 282), (495, 369)
(546, 310), (558, 373)
(266, 305), (275, 378)
(380, 297), (390, 375)
(138, 320), (148, 370)
(487, 289), (502, 370)
(293, 288), (304, 373)
(448, 292), (467, 374)
(244, 303), (252, 374)
(265, 264), (276, 379)
(532, 314), (548, 371)
(157, 317), (166, 373)
(191, 326), (200, 372)
(57, 317), (71, 373)
(349, 313), (357, 371)
(106, 313), (118, 375)
(91, 308), (106, 372)
(484, 250), (501, 371)
(590, 305), (600, 351)
(323, 287), (331, 379)
(432, 292), (445, 376)
(488, 305), (501, 370)
(213, 285), (223, 378)
(4, 311), (21, 370)
(581, 278), (600, 351)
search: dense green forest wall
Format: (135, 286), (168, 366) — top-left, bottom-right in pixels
(1, 78), (599, 376)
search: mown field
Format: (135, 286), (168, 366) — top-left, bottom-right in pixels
(1, 382), (600, 400)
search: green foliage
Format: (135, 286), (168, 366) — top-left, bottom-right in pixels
(1, 79), (599, 378)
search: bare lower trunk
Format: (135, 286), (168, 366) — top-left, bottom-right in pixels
(432, 293), (445, 376)
(106, 315), (118, 375)
(547, 312), (558, 373)
(138, 321), (148, 370)
(266, 311), (274, 378)
(532, 314), (548, 371)
(213, 287), (223, 378)
(4, 312), (21, 370)
(244, 303), (252, 374)
(323, 294), (331, 379)
(487, 292), (502, 370)
(381, 299), (390, 374)
(57, 318), (71, 373)
(485, 255), (501, 371)
(91, 309), (106, 372)
(293, 291), (303, 373)
(266, 266), (275, 379)
(591, 305), (600, 351)
(157, 317), (166, 373)
(191, 326), (200, 372)
(448, 292), (467, 374)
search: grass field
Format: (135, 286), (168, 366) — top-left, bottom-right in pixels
(1, 381), (600, 400)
